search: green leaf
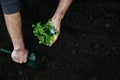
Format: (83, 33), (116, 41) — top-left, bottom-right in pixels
(32, 20), (57, 46)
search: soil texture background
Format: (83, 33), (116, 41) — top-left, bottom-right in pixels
(0, 0), (120, 80)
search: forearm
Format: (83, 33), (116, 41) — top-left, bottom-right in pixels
(52, 0), (73, 20)
(4, 12), (25, 50)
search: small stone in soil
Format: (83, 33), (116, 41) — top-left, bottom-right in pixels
(105, 23), (111, 28)
(71, 49), (76, 55)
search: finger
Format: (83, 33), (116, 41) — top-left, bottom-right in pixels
(19, 59), (24, 64)
(12, 57), (21, 63)
(23, 59), (27, 63)
(49, 33), (59, 46)
(23, 53), (28, 63)
(20, 56), (27, 63)
(19, 58), (26, 64)
(12, 56), (23, 63)
(21, 58), (27, 63)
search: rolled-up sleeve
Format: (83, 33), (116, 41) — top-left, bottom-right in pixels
(0, 0), (20, 14)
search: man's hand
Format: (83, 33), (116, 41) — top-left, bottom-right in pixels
(49, 18), (61, 46)
(4, 12), (29, 64)
(11, 48), (28, 64)
(49, 0), (73, 46)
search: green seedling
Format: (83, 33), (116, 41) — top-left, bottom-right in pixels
(0, 48), (36, 68)
(32, 20), (59, 46)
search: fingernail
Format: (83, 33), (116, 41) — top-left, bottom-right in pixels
(19, 61), (23, 64)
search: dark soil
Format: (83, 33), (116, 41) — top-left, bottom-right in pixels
(0, 0), (120, 80)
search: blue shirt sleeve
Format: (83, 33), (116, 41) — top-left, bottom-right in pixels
(0, 0), (20, 14)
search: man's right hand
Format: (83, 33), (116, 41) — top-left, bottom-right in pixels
(11, 48), (28, 64)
